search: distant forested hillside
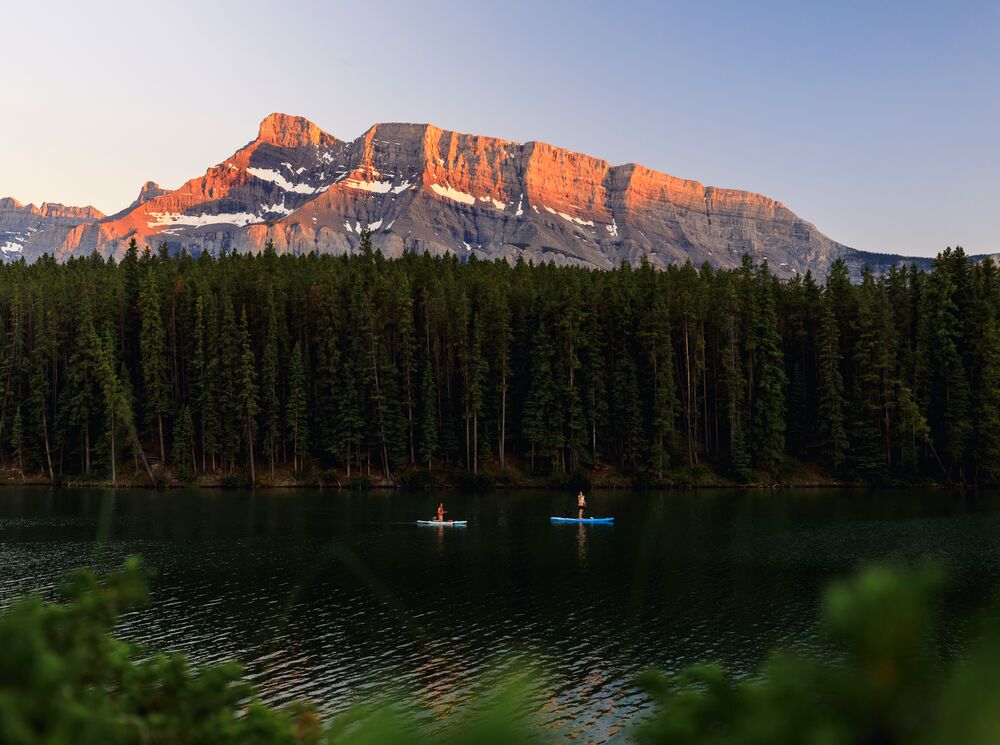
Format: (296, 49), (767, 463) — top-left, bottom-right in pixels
(0, 235), (994, 486)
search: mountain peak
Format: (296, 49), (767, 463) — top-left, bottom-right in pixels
(1, 114), (935, 279)
(38, 203), (104, 220)
(116, 181), (169, 214)
(257, 113), (331, 148)
(0, 197), (25, 210)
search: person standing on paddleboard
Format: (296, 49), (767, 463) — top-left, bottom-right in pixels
(577, 491), (587, 519)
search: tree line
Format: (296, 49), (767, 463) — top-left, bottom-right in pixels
(0, 234), (996, 485)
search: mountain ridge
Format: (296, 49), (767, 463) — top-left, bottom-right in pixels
(0, 113), (963, 277)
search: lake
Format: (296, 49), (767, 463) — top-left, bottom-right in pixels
(2, 487), (1000, 742)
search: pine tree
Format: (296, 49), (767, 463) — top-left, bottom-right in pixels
(172, 405), (195, 475)
(60, 301), (100, 475)
(817, 299), (848, 471)
(750, 266), (787, 471)
(10, 405), (23, 482)
(919, 260), (971, 479)
(218, 294), (241, 471)
(139, 269), (168, 464)
(190, 294), (206, 470)
(850, 270), (894, 481)
(26, 343), (54, 482)
(523, 318), (561, 472)
(973, 316), (1000, 483)
(260, 287), (280, 478)
(641, 287), (678, 478)
(200, 295), (223, 472)
(285, 341), (308, 473)
(419, 355), (438, 470)
(310, 300), (337, 464)
(720, 291), (751, 480)
(467, 311), (487, 472)
(93, 326), (155, 487)
(235, 307), (259, 485)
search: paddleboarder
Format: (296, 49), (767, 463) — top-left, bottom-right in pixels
(577, 491), (587, 519)
(436, 502), (446, 522)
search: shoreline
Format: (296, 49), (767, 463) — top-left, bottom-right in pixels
(0, 470), (936, 491)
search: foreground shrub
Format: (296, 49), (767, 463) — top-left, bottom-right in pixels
(0, 558), (540, 744)
(6, 559), (1000, 743)
(636, 564), (1000, 745)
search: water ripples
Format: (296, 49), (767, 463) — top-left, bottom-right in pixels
(3, 487), (1000, 743)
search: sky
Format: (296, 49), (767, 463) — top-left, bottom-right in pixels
(2, 0), (997, 257)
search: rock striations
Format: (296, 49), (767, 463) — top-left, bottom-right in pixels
(0, 198), (104, 260)
(0, 113), (950, 277)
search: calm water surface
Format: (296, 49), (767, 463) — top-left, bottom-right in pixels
(2, 487), (1000, 741)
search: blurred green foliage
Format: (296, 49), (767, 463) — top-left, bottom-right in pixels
(3, 559), (1000, 743)
(637, 564), (1000, 745)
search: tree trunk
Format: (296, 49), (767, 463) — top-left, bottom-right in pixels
(157, 412), (165, 465)
(127, 422), (155, 486)
(41, 408), (54, 483)
(247, 417), (256, 487)
(684, 319), (694, 465)
(110, 414), (116, 489)
(500, 349), (507, 468)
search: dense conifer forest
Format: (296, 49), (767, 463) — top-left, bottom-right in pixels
(0, 233), (996, 487)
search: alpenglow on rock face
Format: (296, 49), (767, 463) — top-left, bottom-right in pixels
(0, 113), (942, 277)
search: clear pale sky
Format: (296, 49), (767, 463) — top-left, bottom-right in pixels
(2, 0), (997, 256)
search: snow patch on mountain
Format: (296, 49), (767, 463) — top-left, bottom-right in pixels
(247, 168), (317, 194)
(1, 238), (24, 255)
(430, 183), (476, 205)
(340, 178), (412, 195)
(260, 202), (295, 216)
(544, 206), (595, 227)
(148, 212), (261, 228)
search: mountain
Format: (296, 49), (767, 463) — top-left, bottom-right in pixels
(0, 198), (103, 260)
(0, 114), (954, 277)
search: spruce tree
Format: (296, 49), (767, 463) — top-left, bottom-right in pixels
(200, 294), (223, 472)
(419, 355), (438, 470)
(641, 288), (677, 479)
(235, 307), (259, 485)
(974, 318), (1000, 482)
(139, 269), (168, 464)
(285, 341), (308, 473)
(523, 318), (558, 472)
(172, 405), (195, 475)
(817, 299), (848, 471)
(218, 294), (240, 471)
(261, 287), (280, 478)
(750, 266), (787, 471)
(10, 405), (23, 482)
(60, 302), (100, 475)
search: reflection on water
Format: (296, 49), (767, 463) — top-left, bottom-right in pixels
(2, 487), (1000, 743)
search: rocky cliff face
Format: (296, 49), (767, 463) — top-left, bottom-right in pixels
(0, 198), (104, 260)
(35, 113), (345, 262)
(0, 113), (945, 277)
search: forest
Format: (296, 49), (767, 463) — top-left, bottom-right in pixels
(0, 233), (996, 487)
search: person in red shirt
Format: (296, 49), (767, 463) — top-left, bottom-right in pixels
(436, 502), (446, 522)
